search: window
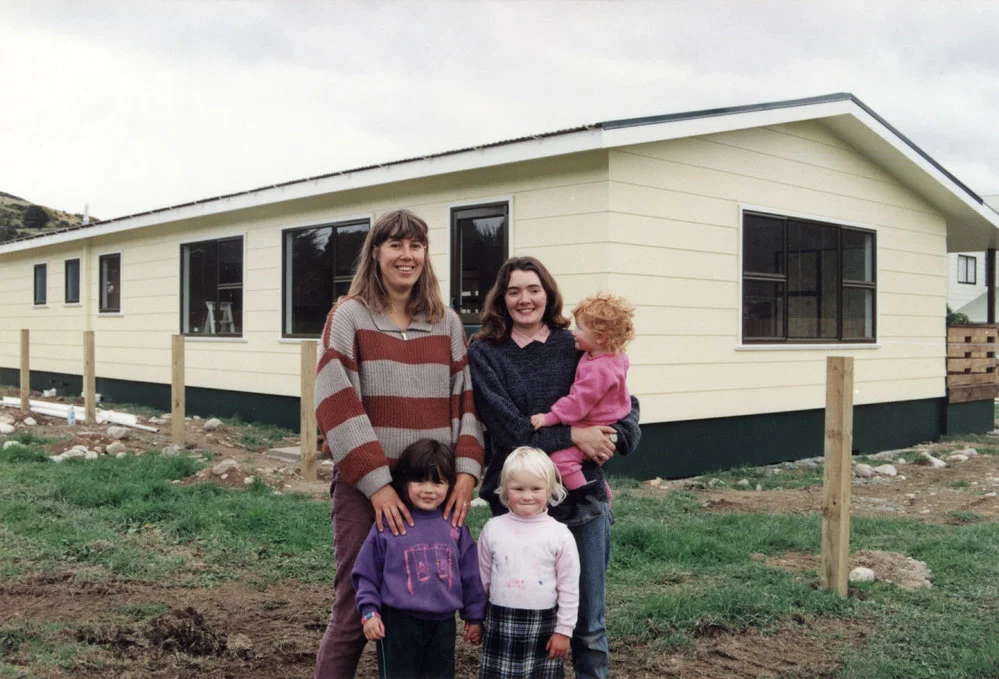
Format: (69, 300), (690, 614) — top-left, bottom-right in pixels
(451, 202), (509, 324)
(958, 255), (977, 285)
(742, 211), (876, 343)
(282, 220), (370, 337)
(65, 258), (80, 303)
(33, 264), (47, 305)
(99, 253), (121, 313)
(181, 237), (243, 336)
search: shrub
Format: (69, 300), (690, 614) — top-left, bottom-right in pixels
(21, 204), (50, 230)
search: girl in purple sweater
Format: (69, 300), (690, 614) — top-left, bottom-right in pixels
(530, 293), (635, 491)
(351, 439), (485, 679)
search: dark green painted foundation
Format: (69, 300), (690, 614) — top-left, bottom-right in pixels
(3, 368), (994, 479)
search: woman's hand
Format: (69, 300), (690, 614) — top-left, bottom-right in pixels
(546, 632), (570, 659)
(443, 472), (477, 527)
(370, 485), (413, 536)
(571, 425), (617, 465)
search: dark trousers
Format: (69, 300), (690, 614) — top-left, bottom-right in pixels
(378, 606), (456, 679)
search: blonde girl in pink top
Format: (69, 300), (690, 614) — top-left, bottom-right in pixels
(531, 293), (635, 490)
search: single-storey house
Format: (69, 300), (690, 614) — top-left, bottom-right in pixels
(947, 196), (999, 322)
(3, 93), (998, 479)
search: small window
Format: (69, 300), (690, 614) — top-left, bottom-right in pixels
(958, 255), (977, 285)
(181, 237), (243, 336)
(33, 264), (47, 305)
(282, 220), (370, 337)
(65, 258), (80, 303)
(99, 253), (121, 313)
(742, 211), (876, 343)
(451, 203), (509, 324)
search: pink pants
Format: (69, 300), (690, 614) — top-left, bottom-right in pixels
(551, 446), (588, 490)
(314, 469), (375, 679)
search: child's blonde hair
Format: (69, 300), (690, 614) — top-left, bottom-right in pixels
(572, 292), (635, 353)
(496, 447), (568, 508)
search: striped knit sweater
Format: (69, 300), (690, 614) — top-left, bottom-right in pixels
(315, 298), (484, 498)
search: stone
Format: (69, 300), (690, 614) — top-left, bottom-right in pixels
(755, 484), (763, 492)
(63, 448), (87, 459)
(904, 493), (916, 500)
(470, 497), (489, 508)
(23, 418), (36, 426)
(643, 477), (663, 487)
(945, 453), (969, 463)
(849, 567), (876, 583)
(707, 478), (723, 488)
(213, 459), (240, 476)
(193, 415), (201, 421)
(84, 451), (99, 460)
(244, 477), (255, 486)
(107, 426), (130, 440)
(116, 452), (127, 459)
(0, 423), (14, 435)
(204, 418), (222, 431)
(161, 444), (184, 457)
(149, 417), (167, 425)
(736, 479), (750, 487)
(873, 464), (898, 477)
(854, 463), (875, 478)
(953, 447), (979, 457)
(42, 388), (57, 397)
(985, 492), (998, 498)
(106, 442), (127, 455)
(919, 451), (947, 468)
(2, 440), (22, 450)
(51, 454), (67, 463)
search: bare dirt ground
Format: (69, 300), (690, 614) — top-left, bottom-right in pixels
(2, 391), (997, 678)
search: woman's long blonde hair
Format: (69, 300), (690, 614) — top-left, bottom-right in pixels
(345, 209), (446, 322)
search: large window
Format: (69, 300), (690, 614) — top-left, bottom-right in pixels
(65, 258), (80, 303)
(99, 253), (121, 313)
(958, 254), (977, 284)
(282, 220), (370, 337)
(33, 264), (47, 305)
(742, 211), (876, 343)
(181, 237), (243, 336)
(451, 202), (509, 324)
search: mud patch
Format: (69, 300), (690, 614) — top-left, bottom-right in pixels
(760, 549), (932, 590)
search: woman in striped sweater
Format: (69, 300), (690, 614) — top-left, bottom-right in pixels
(313, 209), (484, 679)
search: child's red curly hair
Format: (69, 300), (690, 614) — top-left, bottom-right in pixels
(572, 293), (635, 353)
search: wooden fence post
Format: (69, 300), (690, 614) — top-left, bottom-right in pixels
(83, 331), (96, 423)
(300, 340), (318, 482)
(820, 356), (854, 595)
(20, 329), (29, 411)
(171, 335), (185, 446)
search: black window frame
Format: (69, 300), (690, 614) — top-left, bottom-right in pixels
(64, 258), (80, 303)
(33, 263), (47, 306)
(450, 202), (510, 325)
(742, 210), (877, 344)
(179, 235), (244, 337)
(281, 218), (371, 339)
(957, 254), (977, 285)
(98, 253), (121, 313)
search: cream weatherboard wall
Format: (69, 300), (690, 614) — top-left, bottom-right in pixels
(0, 150), (610, 401)
(603, 120), (947, 425)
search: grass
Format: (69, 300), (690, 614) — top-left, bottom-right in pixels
(224, 416), (294, 451)
(1, 434), (998, 677)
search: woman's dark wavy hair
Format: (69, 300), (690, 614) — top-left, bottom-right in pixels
(471, 256), (570, 344)
(391, 439), (457, 510)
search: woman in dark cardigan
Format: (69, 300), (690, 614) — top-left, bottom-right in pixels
(468, 256), (641, 679)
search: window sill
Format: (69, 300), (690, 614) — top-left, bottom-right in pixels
(737, 343), (880, 351)
(64, 302), (82, 307)
(279, 337), (321, 343)
(184, 336), (248, 343)
(32, 304), (49, 309)
(98, 312), (124, 317)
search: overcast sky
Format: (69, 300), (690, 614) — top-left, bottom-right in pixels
(2, 0), (997, 220)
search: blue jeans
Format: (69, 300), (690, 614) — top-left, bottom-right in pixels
(568, 502), (612, 679)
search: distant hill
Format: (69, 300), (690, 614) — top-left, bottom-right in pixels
(0, 193), (97, 244)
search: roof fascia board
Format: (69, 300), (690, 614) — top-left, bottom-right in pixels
(0, 128), (604, 256)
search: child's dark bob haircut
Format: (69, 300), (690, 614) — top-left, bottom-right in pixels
(391, 439), (457, 510)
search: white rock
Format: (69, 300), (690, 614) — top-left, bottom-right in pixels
(904, 493), (917, 499)
(643, 477), (663, 487)
(873, 464), (898, 477)
(470, 497), (489, 508)
(23, 418), (36, 426)
(854, 463), (875, 478)
(212, 458), (240, 476)
(106, 442), (127, 455)
(707, 478), (723, 488)
(919, 451), (947, 468)
(63, 449), (87, 459)
(953, 447), (979, 457)
(42, 388), (57, 397)
(849, 567), (876, 583)
(171, 479), (181, 484)
(0, 423), (14, 435)
(221, 473), (229, 480)
(204, 418), (222, 431)
(160, 444), (183, 457)
(106, 426), (130, 440)
(115, 452), (127, 459)
(945, 453), (969, 463)
(149, 417), (167, 425)
(193, 415), (201, 421)
(243, 477), (255, 486)
(896, 458), (906, 465)
(50, 453), (67, 463)
(2, 440), (23, 450)
(985, 492), (998, 498)
(736, 479), (750, 488)
(84, 451), (99, 460)
(755, 484), (763, 492)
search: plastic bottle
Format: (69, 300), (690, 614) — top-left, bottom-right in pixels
(67, 408), (76, 425)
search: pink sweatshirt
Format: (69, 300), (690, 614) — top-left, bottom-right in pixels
(477, 510), (580, 637)
(543, 352), (630, 427)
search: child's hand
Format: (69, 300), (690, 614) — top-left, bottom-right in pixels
(463, 622), (482, 645)
(530, 413), (547, 430)
(362, 615), (385, 641)
(545, 632), (570, 659)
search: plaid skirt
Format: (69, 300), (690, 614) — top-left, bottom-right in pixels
(479, 603), (564, 679)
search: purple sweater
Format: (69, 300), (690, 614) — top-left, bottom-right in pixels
(351, 508), (487, 622)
